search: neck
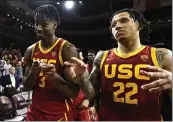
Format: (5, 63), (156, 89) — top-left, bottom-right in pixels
(88, 61), (93, 65)
(41, 35), (57, 48)
(117, 36), (142, 54)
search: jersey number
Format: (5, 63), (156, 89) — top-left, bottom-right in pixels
(39, 72), (45, 88)
(113, 82), (138, 104)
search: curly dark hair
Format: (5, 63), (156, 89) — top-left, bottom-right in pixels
(34, 4), (60, 25)
(110, 8), (150, 42)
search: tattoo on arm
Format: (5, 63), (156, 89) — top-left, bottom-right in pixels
(79, 51), (104, 100)
(156, 49), (168, 67)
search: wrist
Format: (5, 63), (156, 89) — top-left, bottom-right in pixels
(79, 70), (89, 79)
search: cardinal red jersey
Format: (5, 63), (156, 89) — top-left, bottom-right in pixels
(72, 90), (85, 106)
(87, 63), (93, 73)
(99, 45), (163, 121)
(31, 38), (71, 115)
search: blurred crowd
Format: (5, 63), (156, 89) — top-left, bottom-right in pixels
(0, 47), (24, 76)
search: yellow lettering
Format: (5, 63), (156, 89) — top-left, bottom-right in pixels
(118, 64), (132, 79)
(105, 64), (117, 78)
(125, 83), (138, 104)
(48, 59), (56, 64)
(39, 77), (45, 88)
(41, 59), (47, 63)
(113, 82), (138, 105)
(135, 64), (150, 80)
(33, 58), (38, 62)
(113, 82), (124, 103)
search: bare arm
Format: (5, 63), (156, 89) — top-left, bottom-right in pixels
(79, 51), (104, 100)
(22, 45), (37, 91)
(156, 48), (172, 99)
(53, 41), (80, 98)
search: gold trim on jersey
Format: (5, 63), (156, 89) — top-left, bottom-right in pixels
(100, 51), (109, 70)
(70, 98), (73, 103)
(65, 99), (70, 112)
(31, 43), (37, 61)
(38, 38), (61, 54)
(88, 109), (91, 121)
(64, 112), (68, 121)
(151, 47), (160, 67)
(113, 45), (146, 58)
(59, 40), (67, 66)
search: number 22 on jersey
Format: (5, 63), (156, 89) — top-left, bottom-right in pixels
(113, 82), (138, 104)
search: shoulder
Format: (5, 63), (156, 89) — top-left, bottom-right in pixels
(155, 48), (172, 68)
(94, 50), (108, 66)
(26, 43), (37, 56)
(61, 39), (78, 62)
(25, 43), (37, 64)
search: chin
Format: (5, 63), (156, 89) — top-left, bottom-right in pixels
(116, 36), (128, 42)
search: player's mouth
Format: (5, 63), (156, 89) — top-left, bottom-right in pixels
(115, 30), (125, 37)
(37, 33), (43, 36)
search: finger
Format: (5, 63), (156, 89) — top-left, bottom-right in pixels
(140, 70), (165, 79)
(147, 65), (162, 72)
(149, 84), (172, 92)
(64, 61), (74, 66)
(43, 72), (54, 76)
(69, 67), (76, 77)
(71, 57), (83, 65)
(141, 78), (168, 90)
(42, 65), (55, 72)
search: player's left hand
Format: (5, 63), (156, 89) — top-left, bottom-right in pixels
(42, 64), (56, 81)
(140, 65), (172, 92)
(64, 57), (87, 78)
(79, 99), (89, 108)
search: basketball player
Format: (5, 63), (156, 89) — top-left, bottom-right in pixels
(23, 5), (81, 121)
(64, 8), (172, 120)
(87, 50), (96, 73)
(86, 50), (98, 120)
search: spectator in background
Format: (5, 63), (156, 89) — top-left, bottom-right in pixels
(1, 67), (21, 97)
(0, 57), (6, 77)
(87, 50), (96, 73)
(4, 54), (8, 61)
(15, 61), (23, 79)
(4, 59), (12, 75)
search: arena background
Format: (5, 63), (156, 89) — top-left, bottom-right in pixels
(0, 0), (172, 121)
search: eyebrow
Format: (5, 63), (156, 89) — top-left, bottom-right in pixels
(112, 16), (131, 21)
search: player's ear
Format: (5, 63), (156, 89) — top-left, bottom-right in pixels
(54, 22), (57, 29)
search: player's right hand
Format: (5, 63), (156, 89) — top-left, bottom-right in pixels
(30, 60), (42, 74)
(64, 57), (87, 78)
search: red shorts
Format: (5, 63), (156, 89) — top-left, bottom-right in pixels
(71, 106), (90, 121)
(25, 105), (72, 121)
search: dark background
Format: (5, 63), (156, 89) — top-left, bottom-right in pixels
(0, 0), (172, 120)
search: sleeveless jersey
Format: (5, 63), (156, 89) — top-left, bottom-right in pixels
(99, 45), (163, 121)
(31, 38), (71, 114)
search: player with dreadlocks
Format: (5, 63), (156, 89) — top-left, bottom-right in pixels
(64, 8), (172, 120)
(23, 4), (81, 121)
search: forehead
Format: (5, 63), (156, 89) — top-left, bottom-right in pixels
(10, 67), (15, 70)
(112, 12), (130, 21)
(88, 52), (95, 55)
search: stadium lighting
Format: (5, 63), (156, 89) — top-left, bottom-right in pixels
(64, 1), (74, 10)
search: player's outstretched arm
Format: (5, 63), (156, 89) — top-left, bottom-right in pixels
(51, 42), (81, 98)
(141, 48), (172, 99)
(78, 51), (104, 100)
(22, 45), (39, 91)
